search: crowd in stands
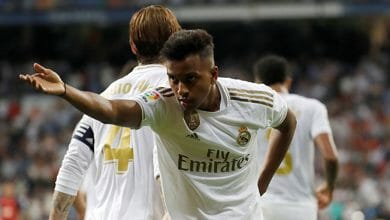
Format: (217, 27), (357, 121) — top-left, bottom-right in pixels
(0, 0), (389, 11)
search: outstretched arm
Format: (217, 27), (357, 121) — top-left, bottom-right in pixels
(258, 109), (296, 195)
(315, 133), (338, 209)
(20, 63), (142, 128)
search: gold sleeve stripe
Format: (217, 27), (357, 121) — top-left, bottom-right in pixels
(230, 96), (273, 108)
(229, 92), (274, 103)
(227, 88), (273, 97)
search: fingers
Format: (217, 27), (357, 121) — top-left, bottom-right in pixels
(19, 74), (46, 92)
(31, 78), (39, 90)
(37, 82), (44, 91)
(317, 197), (325, 209)
(318, 200), (329, 209)
(317, 192), (331, 209)
(33, 63), (47, 73)
(20, 64), (62, 95)
(32, 73), (45, 77)
(33, 63), (62, 83)
(20, 74), (35, 84)
(19, 72), (44, 81)
(19, 74), (27, 81)
(318, 198), (326, 209)
(19, 74), (33, 84)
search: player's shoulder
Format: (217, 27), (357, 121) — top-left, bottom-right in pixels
(218, 77), (274, 94)
(78, 114), (103, 131)
(219, 77), (275, 108)
(130, 64), (168, 78)
(100, 76), (129, 98)
(287, 94), (326, 111)
(136, 87), (175, 106)
(155, 87), (174, 98)
(219, 77), (257, 88)
(114, 64), (167, 84)
(101, 64), (168, 98)
(136, 86), (174, 104)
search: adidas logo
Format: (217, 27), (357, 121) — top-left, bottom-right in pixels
(186, 133), (200, 141)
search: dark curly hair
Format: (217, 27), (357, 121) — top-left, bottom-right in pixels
(161, 29), (214, 61)
(253, 55), (291, 85)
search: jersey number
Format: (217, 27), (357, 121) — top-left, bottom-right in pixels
(265, 128), (293, 175)
(103, 125), (134, 174)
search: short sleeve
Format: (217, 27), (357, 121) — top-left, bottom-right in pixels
(130, 89), (167, 130)
(267, 90), (288, 128)
(311, 101), (332, 138)
(55, 115), (95, 196)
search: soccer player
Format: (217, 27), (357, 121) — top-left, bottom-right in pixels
(46, 5), (181, 220)
(20, 29), (296, 219)
(253, 55), (339, 220)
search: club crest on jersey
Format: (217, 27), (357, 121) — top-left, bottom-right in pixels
(237, 126), (251, 146)
(141, 91), (160, 103)
(184, 110), (200, 130)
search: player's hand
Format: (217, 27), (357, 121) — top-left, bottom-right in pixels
(257, 175), (270, 196)
(258, 182), (267, 196)
(162, 213), (170, 220)
(19, 63), (65, 96)
(316, 183), (333, 209)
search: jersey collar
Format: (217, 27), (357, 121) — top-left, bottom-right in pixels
(133, 64), (166, 71)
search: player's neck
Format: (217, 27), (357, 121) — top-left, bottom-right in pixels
(271, 84), (289, 94)
(198, 84), (221, 112)
(137, 57), (163, 65)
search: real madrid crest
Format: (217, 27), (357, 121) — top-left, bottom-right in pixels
(184, 109), (200, 130)
(237, 126), (251, 146)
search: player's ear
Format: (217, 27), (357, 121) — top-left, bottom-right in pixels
(210, 66), (218, 85)
(286, 77), (292, 91)
(130, 40), (138, 56)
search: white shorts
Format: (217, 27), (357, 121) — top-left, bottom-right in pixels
(261, 202), (317, 220)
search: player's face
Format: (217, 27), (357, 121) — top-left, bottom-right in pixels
(166, 54), (217, 111)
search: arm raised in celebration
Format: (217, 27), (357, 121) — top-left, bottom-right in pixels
(20, 63), (142, 128)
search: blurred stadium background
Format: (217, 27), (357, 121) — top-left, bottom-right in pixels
(0, 0), (389, 219)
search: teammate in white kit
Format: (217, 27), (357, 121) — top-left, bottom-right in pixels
(253, 55), (339, 220)
(20, 29), (297, 219)
(45, 5), (181, 220)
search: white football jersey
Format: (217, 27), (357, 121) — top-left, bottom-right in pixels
(132, 78), (288, 219)
(79, 167), (96, 219)
(258, 93), (332, 207)
(55, 64), (168, 220)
